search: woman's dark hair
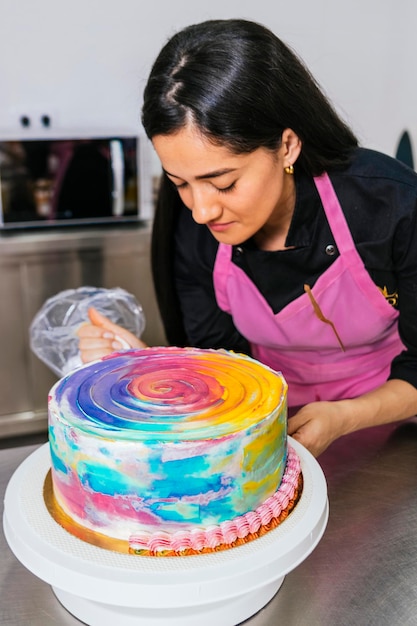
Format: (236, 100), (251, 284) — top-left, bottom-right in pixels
(144, 19), (358, 346)
(142, 19), (358, 176)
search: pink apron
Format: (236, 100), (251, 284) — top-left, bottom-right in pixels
(213, 172), (405, 408)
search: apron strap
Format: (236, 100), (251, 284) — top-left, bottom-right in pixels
(213, 243), (233, 312)
(313, 172), (356, 254)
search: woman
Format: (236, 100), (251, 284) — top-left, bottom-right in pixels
(79, 19), (417, 456)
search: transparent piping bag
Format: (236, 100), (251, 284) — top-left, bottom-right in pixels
(29, 286), (145, 377)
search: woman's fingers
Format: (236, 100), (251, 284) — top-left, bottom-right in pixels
(87, 307), (121, 333)
(76, 307), (147, 364)
(88, 307), (146, 348)
(77, 323), (106, 339)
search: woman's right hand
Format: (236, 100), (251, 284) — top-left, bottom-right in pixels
(77, 306), (147, 363)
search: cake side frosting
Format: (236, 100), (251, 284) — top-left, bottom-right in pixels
(44, 444), (301, 556)
(48, 347), (288, 551)
(128, 444), (301, 555)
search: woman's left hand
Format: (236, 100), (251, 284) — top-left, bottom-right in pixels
(287, 401), (346, 457)
(288, 379), (417, 457)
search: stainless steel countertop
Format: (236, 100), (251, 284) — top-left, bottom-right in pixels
(2, 421), (417, 625)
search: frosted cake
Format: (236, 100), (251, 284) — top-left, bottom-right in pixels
(47, 346), (302, 556)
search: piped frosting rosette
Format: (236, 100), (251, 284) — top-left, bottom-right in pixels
(48, 347), (298, 555)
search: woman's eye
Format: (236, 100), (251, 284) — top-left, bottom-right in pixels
(170, 179), (187, 189)
(168, 180), (187, 191)
(169, 179), (236, 193)
(216, 182), (236, 194)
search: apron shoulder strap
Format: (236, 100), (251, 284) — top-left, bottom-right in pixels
(313, 172), (356, 254)
(213, 243), (233, 312)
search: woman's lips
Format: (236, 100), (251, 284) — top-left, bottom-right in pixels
(208, 221), (233, 232)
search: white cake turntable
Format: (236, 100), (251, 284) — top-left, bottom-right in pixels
(3, 437), (328, 626)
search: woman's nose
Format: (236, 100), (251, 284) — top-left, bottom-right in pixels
(191, 190), (222, 224)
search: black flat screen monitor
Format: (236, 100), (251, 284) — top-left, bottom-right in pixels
(0, 135), (151, 229)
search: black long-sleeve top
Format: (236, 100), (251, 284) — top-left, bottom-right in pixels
(153, 147), (417, 389)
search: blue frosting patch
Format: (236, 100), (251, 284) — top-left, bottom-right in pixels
(151, 472), (225, 499)
(150, 491), (234, 523)
(49, 443), (68, 475)
(79, 462), (134, 496)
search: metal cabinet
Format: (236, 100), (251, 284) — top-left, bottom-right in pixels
(0, 224), (166, 438)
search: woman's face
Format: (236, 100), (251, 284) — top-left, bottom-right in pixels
(152, 124), (299, 247)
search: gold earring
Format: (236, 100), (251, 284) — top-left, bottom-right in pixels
(284, 164), (294, 175)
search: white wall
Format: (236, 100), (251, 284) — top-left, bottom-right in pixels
(0, 0), (415, 166)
